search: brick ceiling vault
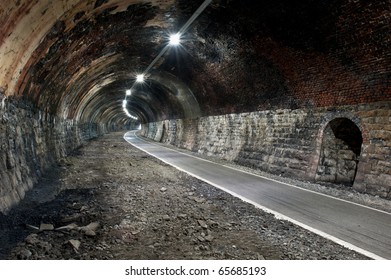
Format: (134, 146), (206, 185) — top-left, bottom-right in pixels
(0, 0), (390, 125)
(0, 0), (201, 125)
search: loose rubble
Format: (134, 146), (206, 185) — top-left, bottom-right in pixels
(0, 132), (376, 260)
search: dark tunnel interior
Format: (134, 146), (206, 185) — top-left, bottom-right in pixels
(0, 0), (390, 214)
(0, 0), (390, 264)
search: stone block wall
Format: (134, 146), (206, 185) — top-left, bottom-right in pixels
(142, 101), (391, 199)
(0, 98), (109, 213)
(353, 103), (391, 198)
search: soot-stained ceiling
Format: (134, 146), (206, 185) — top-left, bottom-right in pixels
(0, 0), (389, 125)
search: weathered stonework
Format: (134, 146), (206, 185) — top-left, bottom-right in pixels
(0, 97), (112, 213)
(141, 101), (391, 199)
(315, 118), (362, 185)
(0, 0), (389, 212)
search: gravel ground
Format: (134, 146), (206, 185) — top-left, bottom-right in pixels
(1, 131), (384, 260)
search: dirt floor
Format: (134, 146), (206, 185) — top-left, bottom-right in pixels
(0, 131), (383, 260)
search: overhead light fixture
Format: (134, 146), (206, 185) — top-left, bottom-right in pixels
(169, 33), (181, 46)
(136, 74), (145, 83)
(123, 108), (138, 120)
(113, 0), (212, 122)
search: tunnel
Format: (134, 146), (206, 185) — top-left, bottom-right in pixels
(0, 0), (390, 260)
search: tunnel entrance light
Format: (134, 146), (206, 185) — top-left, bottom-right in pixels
(169, 33), (181, 46)
(126, 89), (132, 96)
(136, 74), (145, 83)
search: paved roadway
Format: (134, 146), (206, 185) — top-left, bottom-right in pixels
(124, 131), (391, 259)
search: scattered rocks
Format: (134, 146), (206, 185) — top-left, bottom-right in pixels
(205, 235), (214, 242)
(2, 132), (372, 260)
(79, 222), (99, 237)
(198, 220), (208, 229)
(162, 215), (171, 221)
(68, 239), (81, 251)
(17, 249), (32, 260)
(197, 236), (205, 242)
(81, 222), (100, 232)
(140, 216), (148, 223)
(61, 213), (82, 223)
(37, 241), (52, 252)
(25, 234), (40, 245)
(56, 223), (78, 231)
(83, 229), (96, 237)
(194, 197), (206, 203)
(39, 223), (54, 231)
(26, 224), (39, 231)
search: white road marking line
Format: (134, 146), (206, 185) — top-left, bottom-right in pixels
(124, 132), (387, 260)
(129, 132), (390, 216)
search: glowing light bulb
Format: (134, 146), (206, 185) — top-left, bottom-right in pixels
(169, 33), (181, 46)
(126, 89), (132, 96)
(136, 74), (145, 83)
(124, 108), (138, 120)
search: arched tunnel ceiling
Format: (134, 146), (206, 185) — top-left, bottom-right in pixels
(0, 0), (389, 125)
(0, 0), (201, 124)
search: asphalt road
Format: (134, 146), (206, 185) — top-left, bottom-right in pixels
(124, 131), (391, 259)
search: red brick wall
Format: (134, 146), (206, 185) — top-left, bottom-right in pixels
(183, 0), (390, 114)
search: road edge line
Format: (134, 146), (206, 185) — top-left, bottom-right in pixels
(124, 132), (386, 260)
(130, 132), (391, 216)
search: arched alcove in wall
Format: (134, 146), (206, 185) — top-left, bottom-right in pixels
(315, 118), (363, 186)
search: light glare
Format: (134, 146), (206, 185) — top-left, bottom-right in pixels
(169, 33), (181, 46)
(126, 89), (132, 96)
(123, 108), (138, 120)
(136, 74), (145, 83)
(122, 100), (127, 109)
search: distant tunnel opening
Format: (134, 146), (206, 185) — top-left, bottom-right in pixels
(316, 118), (363, 186)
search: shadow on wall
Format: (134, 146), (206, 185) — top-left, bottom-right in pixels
(315, 118), (363, 186)
(0, 97), (120, 213)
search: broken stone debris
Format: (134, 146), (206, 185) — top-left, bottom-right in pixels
(25, 234), (40, 245)
(205, 235), (214, 242)
(39, 223), (54, 231)
(55, 223), (78, 231)
(194, 197), (205, 203)
(68, 239), (81, 251)
(26, 224), (39, 231)
(162, 215), (171, 221)
(197, 220), (208, 229)
(5, 132), (373, 260)
(79, 222), (100, 237)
